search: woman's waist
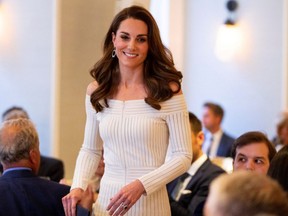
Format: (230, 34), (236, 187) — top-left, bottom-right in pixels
(103, 165), (157, 182)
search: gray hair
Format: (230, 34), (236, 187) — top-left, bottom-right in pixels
(0, 118), (39, 164)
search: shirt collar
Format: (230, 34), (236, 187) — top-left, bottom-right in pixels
(187, 154), (208, 176)
(213, 128), (223, 139)
(3, 167), (32, 175)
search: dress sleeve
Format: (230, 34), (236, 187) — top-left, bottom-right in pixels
(71, 95), (103, 190)
(138, 94), (192, 195)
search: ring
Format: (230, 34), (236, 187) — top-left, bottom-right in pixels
(121, 202), (128, 210)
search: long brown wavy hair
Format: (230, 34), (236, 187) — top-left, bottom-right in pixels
(90, 5), (183, 112)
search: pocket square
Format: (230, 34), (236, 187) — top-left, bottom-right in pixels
(181, 189), (192, 195)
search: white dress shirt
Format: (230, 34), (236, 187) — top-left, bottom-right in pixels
(202, 129), (223, 158)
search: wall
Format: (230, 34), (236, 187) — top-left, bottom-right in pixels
(0, 0), (53, 154)
(182, 0), (286, 139)
(55, 0), (116, 178)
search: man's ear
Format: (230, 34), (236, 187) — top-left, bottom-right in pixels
(29, 148), (38, 165)
(198, 131), (205, 147)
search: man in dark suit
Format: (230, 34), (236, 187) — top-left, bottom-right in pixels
(0, 106), (65, 182)
(167, 112), (226, 216)
(37, 155), (64, 182)
(0, 118), (70, 216)
(201, 102), (235, 158)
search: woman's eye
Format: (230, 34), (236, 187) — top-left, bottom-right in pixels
(137, 37), (147, 43)
(120, 35), (129, 40)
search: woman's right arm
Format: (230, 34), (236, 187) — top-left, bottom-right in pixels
(62, 81), (103, 216)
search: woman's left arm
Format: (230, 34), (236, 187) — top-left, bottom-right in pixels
(138, 97), (192, 195)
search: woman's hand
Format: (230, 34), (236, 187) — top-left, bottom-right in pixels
(106, 179), (145, 216)
(62, 188), (84, 216)
(78, 185), (95, 213)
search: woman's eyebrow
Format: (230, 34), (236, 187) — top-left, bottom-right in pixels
(119, 31), (148, 37)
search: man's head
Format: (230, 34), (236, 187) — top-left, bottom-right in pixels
(202, 102), (224, 133)
(204, 171), (288, 216)
(275, 111), (288, 145)
(0, 118), (40, 174)
(188, 112), (204, 162)
(2, 106), (29, 122)
(232, 131), (276, 174)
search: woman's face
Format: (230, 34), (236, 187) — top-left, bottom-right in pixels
(112, 18), (148, 71)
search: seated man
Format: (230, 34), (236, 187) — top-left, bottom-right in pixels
(231, 131), (276, 174)
(0, 118), (70, 215)
(1, 106), (64, 182)
(201, 102), (235, 158)
(167, 112), (226, 216)
(204, 171), (288, 216)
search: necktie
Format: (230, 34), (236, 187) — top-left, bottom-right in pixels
(206, 135), (214, 157)
(171, 172), (190, 201)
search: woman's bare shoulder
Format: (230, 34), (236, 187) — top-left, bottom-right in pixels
(86, 81), (99, 96)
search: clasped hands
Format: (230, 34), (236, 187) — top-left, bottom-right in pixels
(62, 179), (145, 216)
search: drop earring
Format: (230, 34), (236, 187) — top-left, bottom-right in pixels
(112, 48), (116, 58)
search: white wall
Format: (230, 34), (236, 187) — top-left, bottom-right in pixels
(182, 0), (286, 139)
(0, 0), (53, 154)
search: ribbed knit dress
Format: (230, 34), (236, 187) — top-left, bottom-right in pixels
(71, 94), (192, 216)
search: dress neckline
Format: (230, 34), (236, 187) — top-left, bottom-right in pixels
(109, 94), (183, 102)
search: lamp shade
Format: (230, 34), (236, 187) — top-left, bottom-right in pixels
(215, 23), (242, 61)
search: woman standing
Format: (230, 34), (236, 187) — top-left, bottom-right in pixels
(62, 5), (192, 216)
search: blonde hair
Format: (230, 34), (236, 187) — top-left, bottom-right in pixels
(207, 171), (288, 216)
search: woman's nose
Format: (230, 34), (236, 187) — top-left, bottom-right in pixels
(127, 40), (136, 50)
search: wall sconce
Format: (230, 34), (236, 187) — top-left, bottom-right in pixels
(215, 0), (242, 62)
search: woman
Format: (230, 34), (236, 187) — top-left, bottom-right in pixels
(62, 5), (192, 216)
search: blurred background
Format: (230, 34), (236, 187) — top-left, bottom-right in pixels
(0, 0), (287, 178)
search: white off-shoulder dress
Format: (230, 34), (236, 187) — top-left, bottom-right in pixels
(71, 94), (192, 216)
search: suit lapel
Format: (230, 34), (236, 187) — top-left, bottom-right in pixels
(217, 133), (226, 156)
(177, 159), (210, 206)
(185, 159), (210, 190)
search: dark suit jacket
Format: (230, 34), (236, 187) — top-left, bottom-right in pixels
(216, 132), (235, 157)
(38, 155), (65, 182)
(0, 155), (64, 182)
(0, 169), (70, 216)
(76, 205), (91, 216)
(167, 159), (226, 216)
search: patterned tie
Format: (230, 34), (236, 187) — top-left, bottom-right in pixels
(171, 172), (190, 201)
